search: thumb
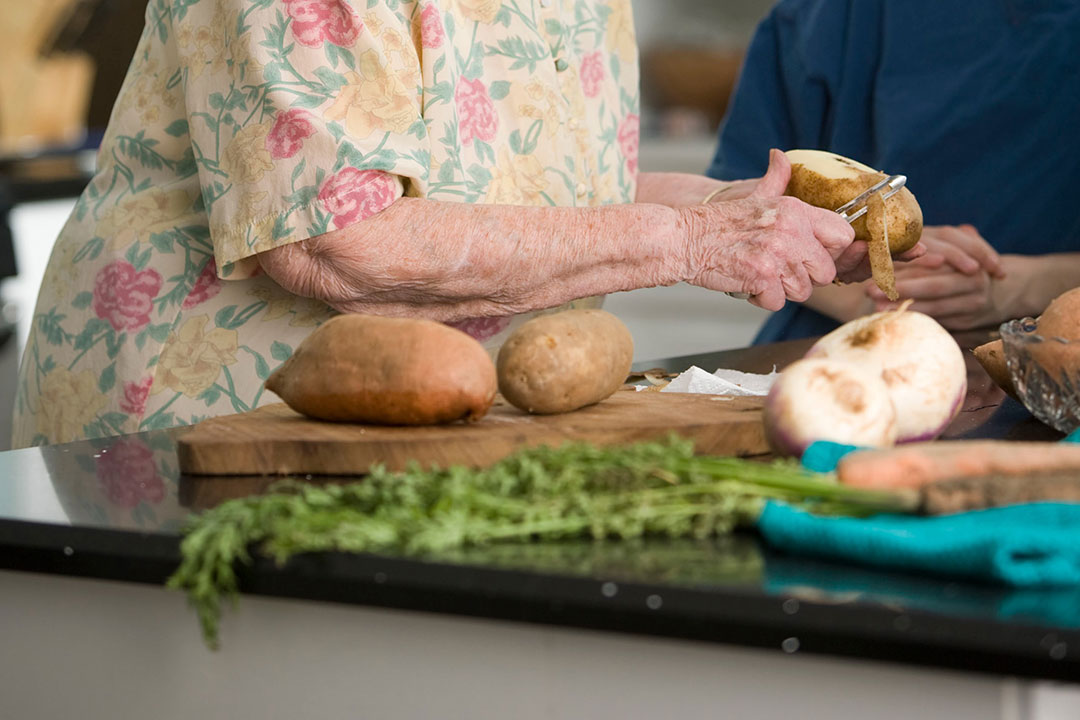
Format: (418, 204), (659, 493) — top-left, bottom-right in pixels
(750, 148), (792, 199)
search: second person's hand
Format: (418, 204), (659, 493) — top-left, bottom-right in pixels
(917, 224), (1006, 279)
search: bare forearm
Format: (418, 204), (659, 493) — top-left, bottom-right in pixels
(258, 151), (859, 319)
(635, 171), (725, 206)
(802, 281), (875, 323)
(997, 253), (1080, 318)
(258, 197), (687, 321)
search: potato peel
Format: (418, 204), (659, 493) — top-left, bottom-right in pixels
(866, 192), (898, 301)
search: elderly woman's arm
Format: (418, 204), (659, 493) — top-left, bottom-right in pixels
(258, 150), (857, 318)
(635, 172), (737, 207)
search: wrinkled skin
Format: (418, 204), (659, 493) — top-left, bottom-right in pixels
(684, 149), (857, 310)
(259, 149), (900, 318)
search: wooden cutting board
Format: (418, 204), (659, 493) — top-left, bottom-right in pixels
(176, 390), (767, 476)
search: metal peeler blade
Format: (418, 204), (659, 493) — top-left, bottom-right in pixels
(834, 175), (907, 223)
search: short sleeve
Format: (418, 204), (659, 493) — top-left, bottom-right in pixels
(175, 0), (429, 278)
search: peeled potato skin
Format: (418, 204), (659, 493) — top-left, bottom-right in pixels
(497, 309), (634, 414)
(265, 314), (497, 424)
(785, 149), (923, 254)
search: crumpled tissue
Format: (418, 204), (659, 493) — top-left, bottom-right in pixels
(657, 365), (778, 397)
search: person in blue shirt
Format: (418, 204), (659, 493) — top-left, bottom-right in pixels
(708, 0), (1080, 343)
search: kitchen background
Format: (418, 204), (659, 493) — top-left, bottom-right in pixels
(4, 6), (1080, 716)
(0, 0), (777, 450)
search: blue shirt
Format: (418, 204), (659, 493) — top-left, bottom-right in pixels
(707, 0), (1080, 344)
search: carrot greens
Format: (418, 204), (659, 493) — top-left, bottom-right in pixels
(168, 436), (914, 648)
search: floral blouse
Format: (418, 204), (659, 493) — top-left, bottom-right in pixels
(13, 0), (640, 448)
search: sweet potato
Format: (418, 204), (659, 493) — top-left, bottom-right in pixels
(497, 309), (633, 414)
(1029, 288), (1080, 385)
(265, 314), (497, 424)
(972, 339), (1018, 401)
(1037, 287), (1080, 340)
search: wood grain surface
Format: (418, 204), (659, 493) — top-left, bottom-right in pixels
(177, 390), (767, 477)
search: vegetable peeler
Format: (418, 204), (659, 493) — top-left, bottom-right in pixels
(726, 175), (907, 300)
(834, 174), (907, 223)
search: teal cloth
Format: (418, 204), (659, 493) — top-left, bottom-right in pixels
(758, 502), (1080, 587)
(800, 441), (861, 473)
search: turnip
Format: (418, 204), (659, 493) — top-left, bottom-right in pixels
(763, 358), (898, 458)
(806, 305), (966, 442)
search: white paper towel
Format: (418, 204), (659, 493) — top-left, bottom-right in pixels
(658, 366), (778, 397)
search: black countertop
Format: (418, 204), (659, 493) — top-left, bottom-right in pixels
(1, 338), (1078, 683)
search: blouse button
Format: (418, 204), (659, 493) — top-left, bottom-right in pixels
(575, 182), (588, 197)
(568, 118), (579, 130)
(554, 57), (569, 72)
(540, 0), (552, 7)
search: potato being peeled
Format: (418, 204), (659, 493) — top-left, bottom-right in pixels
(265, 314), (497, 425)
(497, 309), (633, 414)
(785, 149), (923, 255)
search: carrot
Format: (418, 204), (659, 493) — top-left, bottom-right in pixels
(921, 472), (1080, 515)
(837, 441), (1080, 491)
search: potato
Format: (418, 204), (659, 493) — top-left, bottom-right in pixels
(265, 314), (497, 424)
(785, 149), (923, 254)
(497, 309), (633, 414)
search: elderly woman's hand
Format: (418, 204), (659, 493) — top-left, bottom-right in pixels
(679, 149), (856, 310)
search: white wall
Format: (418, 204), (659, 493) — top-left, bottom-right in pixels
(5, 570), (1069, 720)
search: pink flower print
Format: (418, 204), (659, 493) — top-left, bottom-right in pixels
(446, 316), (512, 342)
(93, 261), (163, 333)
(96, 437), (165, 509)
(617, 113), (640, 175)
(282, 0), (363, 49)
(182, 258), (222, 310)
(420, 4), (445, 49)
(455, 78), (498, 146)
(580, 51), (605, 98)
(119, 376), (154, 416)
(266, 109), (317, 160)
(318, 168), (399, 230)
